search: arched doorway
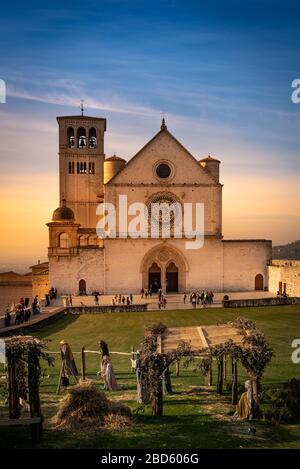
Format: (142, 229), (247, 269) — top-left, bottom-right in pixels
(79, 279), (87, 295)
(148, 263), (161, 292)
(254, 274), (264, 291)
(141, 244), (188, 293)
(166, 262), (179, 292)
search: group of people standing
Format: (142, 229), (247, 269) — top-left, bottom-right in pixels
(45, 287), (57, 306)
(157, 288), (167, 309)
(140, 288), (153, 299)
(111, 293), (134, 307)
(4, 295), (41, 327)
(183, 290), (214, 308)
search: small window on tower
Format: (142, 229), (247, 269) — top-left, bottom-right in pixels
(88, 162), (95, 174)
(59, 233), (69, 249)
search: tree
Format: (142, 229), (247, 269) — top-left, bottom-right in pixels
(139, 323), (191, 416)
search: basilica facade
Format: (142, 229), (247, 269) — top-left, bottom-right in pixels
(47, 113), (272, 295)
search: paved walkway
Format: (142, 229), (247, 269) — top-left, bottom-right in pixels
(0, 291), (276, 335)
(66, 291), (275, 311)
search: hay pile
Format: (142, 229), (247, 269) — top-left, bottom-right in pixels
(52, 380), (132, 431)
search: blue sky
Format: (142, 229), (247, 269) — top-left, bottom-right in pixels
(0, 0), (299, 269)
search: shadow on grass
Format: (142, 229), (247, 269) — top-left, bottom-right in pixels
(35, 314), (80, 339)
(2, 413), (299, 449)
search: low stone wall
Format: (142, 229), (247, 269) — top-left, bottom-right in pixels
(67, 304), (148, 314)
(223, 296), (300, 308)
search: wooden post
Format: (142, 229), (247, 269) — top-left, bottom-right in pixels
(223, 354), (227, 384)
(56, 362), (64, 395)
(7, 351), (20, 419)
(131, 345), (135, 373)
(175, 360), (180, 377)
(251, 378), (261, 419)
(231, 359), (238, 405)
(81, 347), (86, 381)
(151, 335), (163, 416)
(152, 378), (163, 416)
(208, 357), (213, 386)
(216, 355), (224, 394)
(28, 348), (43, 443)
(205, 358), (213, 386)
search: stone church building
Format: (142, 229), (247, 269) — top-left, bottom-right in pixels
(47, 113), (272, 295)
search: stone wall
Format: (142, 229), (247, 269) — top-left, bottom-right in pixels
(49, 247), (104, 295)
(223, 240), (272, 291)
(223, 296), (300, 308)
(268, 259), (300, 297)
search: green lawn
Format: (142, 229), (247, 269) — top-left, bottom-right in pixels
(1, 305), (300, 448)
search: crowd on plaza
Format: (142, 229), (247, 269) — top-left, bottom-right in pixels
(111, 293), (134, 307)
(3, 295), (41, 327)
(1, 286), (216, 328)
(184, 290), (214, 308)
(2, 286), (58, 328)
(91, 288), (215, 310)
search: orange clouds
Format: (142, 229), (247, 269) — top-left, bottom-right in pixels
(0, 171), (299, 272)
(0, 173), (58, 268)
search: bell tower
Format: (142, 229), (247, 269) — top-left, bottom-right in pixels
(56, 107), (106, 228)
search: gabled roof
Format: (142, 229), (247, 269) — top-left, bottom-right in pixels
(107, 125), (217, 185)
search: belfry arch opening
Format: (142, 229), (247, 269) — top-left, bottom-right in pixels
(89, 127), (97, 148)
(67, 127), (75, 148)
(148, 262), (161, 292)
(77, 127), (86, 148)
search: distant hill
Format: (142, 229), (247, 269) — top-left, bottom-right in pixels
(273, 240), (300, 260)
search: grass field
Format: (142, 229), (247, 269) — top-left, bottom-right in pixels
(1, 305), (300, 449)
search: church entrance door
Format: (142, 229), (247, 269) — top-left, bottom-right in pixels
(79, 279), (87, 295)
(166, 262), (179, 292)
(148, 263), (161, 292)
(254, 274), (264, 291)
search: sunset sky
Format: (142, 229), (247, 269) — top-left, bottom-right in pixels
(0, 0), (299, 272)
